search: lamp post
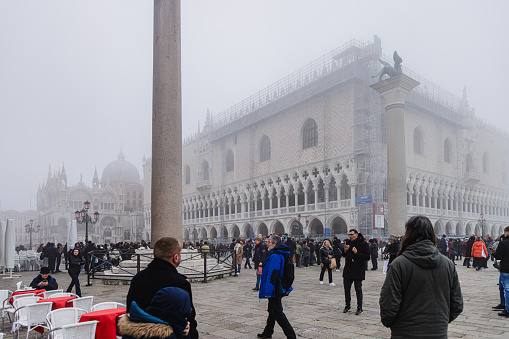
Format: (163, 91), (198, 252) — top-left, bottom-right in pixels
(25, 219), (40, 250)
(478, 213), (486, 240)
(75, 200), (99, 244)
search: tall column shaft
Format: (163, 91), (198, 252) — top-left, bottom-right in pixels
(151, 0), (182, 243)
(371, 74), (419, 236)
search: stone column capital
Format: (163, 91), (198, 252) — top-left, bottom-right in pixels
(370, 74), (419, 109)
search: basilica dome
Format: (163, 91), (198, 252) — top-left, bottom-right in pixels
(101, 151), (140, 185)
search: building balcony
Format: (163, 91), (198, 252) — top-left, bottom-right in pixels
(464, 171), (480, 184)
(196, 180), (211, 190)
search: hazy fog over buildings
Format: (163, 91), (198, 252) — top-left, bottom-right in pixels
(1, 0), (508, 214)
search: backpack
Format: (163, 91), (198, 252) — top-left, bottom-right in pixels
(281, 253), (294, 295)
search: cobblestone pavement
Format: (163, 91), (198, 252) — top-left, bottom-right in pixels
(1, 259), (508, 338)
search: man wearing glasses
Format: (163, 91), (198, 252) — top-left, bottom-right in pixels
(342, 229), (370, 315)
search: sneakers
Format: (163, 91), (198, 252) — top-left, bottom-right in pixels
(343, 306), (350, 313)
(335, 269), (340, 272)
(329, 282), (336, 286)
(319, 281), (324, 285)
(355, 308), (364, 315)
(492, 304), (505, 310)
(252, 287), (259, 291)
(257, 334), (272, 339)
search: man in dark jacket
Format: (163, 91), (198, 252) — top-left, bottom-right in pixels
(380, 215), (463, 338)
(464, 236), (475, 267)
(126, 237), (198, 339)
(253, 236), (268, 291)
(244, 240), (253, 269)
(284, 236), (296, 265)
(386, 235), (400, 266)
(308, 240), (315, 266)
(29, 266), (58, 290)
(439, 234), (447, 256)
(494, 226), (509, 317)
(342, 229), (370, 315)
(258, 235), (296, 339)
(369, 239), (379, 270)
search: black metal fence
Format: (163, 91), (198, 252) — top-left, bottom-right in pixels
(86, 249), (237, 285)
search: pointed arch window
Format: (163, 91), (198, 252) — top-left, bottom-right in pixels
(259, 135), (271, 162)
(503, 163), (507, 184)
(225, 150), (234, 172)
(184, 165), (191, 184)
(483, 152), (489, 174)
(302, 119), (318, 149)
(201, 160), (209, 181)
(466, 153), (474, 173)
(339, 175), (351, 200)
(413, 127), (424, 154)
(444, 139), (452, 163)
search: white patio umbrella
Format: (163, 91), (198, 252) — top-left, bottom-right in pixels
(69, 220), (78, 248)
(0, 220), (6, 270)
(3, 219), (20, 278)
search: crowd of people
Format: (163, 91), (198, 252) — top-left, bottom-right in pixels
(15, 218), (509, 338)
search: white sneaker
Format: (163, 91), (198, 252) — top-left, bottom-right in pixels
(319, 281), (324, 285)
(329, 283), (336, 286)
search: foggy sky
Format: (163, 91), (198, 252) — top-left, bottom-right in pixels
(1, 0), (508, 212)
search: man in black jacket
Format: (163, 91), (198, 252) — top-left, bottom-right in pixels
(342, 229), (370, 315)
(494, 226), (509, 317)
(126, 237), (198, 338)
(386, 235), (400, 266)
(29, 267), (58, 290)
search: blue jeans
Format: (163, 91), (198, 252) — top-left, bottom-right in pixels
(256, 273), (262, 288)
(237, 264), (241, 273)
(500, 273), (509, 312)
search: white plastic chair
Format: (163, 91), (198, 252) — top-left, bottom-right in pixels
(48, 320), (98, 339)
(48, 292), (79, 299)
(40, 290), (64, 299)
(12, 302), (52, 339)
(46, 308), (87, 338)
(0, 290), (13, 330)
(90, 302), (126, 312)
(67, 296), (93, 312)
(10, 296), (41, 331)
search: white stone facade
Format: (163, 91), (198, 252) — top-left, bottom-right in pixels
(143, 38), (509, 241)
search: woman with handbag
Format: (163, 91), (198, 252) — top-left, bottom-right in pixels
(319, 239), (335, 286)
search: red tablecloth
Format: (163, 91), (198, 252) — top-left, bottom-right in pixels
(37, 296), (75, 310)
(79, 308), (126, 339)
(9, 289), (46, 304)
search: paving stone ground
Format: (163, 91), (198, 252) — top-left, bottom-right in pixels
(2, 259), (509, 338)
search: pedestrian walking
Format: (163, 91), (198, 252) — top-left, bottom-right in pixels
(464, 235), (475, 267)
(258, 235), (296, 339)
(302, 240), (310, 268)
(342, 229), (370, 315)
(253, 236), (268, 291)
(66, 248), (85, 297)
(319, 239), (335, 286)
(380, 215), (463, 338)
(369, 239), (379, 270)
(244, 240), (253, 269)
(494, 227), (509, 317)
(471, 236), (488, 271)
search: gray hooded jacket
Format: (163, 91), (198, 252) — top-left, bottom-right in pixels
(379, 240), (463, 339)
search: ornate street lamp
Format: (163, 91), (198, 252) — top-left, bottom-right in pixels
(75, 200), (99, 244)
(25, 219), (40, 249)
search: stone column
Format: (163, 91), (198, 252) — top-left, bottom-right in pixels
(151, 0), (182, 243)
(371, 74), (419, 236)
